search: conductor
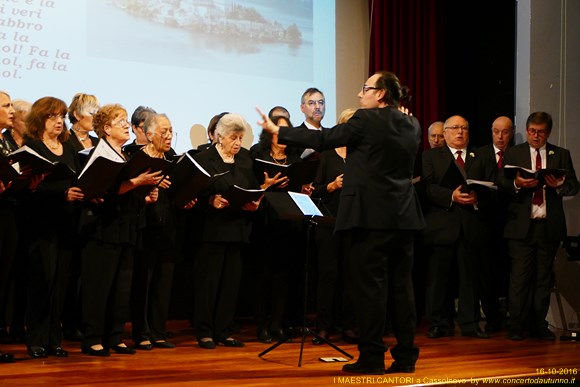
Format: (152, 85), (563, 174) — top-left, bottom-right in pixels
(257, 71), (425, 375)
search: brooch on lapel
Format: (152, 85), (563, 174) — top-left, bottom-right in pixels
(469, 152), (475, 158)
(549, 150), (555, 156)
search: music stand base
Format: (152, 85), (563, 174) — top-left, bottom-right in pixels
(259, 327), (353, 367)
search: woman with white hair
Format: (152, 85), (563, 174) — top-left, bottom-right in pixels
(192, 113), (261, 349)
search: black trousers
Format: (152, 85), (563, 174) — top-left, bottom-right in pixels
(507, 220), (559, 332)
(315, 226), (355, 333)
(26, 235), (71, 349)
(131, 248), (175, 343)
(81, 240), (133, 348)
(346, 228), (418, 367)
(193, 242), (242, 341)
(425, 237), (480, 333)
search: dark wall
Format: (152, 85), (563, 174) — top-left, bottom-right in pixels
(442, 0), (516, 147)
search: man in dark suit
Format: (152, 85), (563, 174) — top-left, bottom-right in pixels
(496, 111), (579, 341)
(476, 116), (514, 333)
(296, 88), (325, 160)
(422, 115), (493, 341)
(258, 71), (425, 375)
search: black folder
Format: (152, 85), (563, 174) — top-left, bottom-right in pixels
(119, 150), (174, 181)
(168, 152), (228, 207)
(76, 157), (126, 199)
(222, 185), (265, 210)
(8, 145), (76, 179)
(254, 158), (320, 193)
(0, 156), (20, 183)
(504, 165), (567, 183)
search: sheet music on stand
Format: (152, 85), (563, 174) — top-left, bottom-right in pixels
(263, 192), (335, 227)
(288, 192), (323, 216)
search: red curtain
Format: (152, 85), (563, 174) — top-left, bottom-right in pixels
(368, 0), (444, 149)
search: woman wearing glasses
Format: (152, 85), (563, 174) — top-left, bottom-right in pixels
(21, 96), (84, 359)
(79, 104), (162, 356)
(131, 113), (196, 351)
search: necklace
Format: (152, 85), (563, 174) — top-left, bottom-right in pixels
(217, 143), (234, 163)
(43, 139), (60, 150)
(144, 144), (165, 159)
(73, 127), (89, 141)
(270, 151), (287, 165)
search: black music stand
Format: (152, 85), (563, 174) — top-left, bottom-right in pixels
(257, 192), (353, 366)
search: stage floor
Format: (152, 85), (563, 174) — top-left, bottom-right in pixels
(0, 319), (577, 386)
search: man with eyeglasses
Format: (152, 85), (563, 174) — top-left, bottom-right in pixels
(421, 115), (494, 341)
(257, 71), (424, 375)
(497, 111), (579, 341)
(297, 88), (326, 160)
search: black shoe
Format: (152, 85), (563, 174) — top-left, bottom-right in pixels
(27, 346), (47, 359)
(218, 338), (245, 347)
(312, 330), (328, 345)
(48, 346), (68, 357)
(385, 361), (415, 374)
(0, 351), (14, 363)
(461, 327), (490, 339)
(427, 326), (453, 339)
(532, 328), (556, 341)
(136, 342), (153, 350)
(342, 362), (385, 375)
(342, 329), (359, 344)
(153, 340), (175, 348)
(257, 328), (272, 344)
(508, 328), (524, 341)
(82, 346), (110, 357)
(110, 344), (136, 354)
(197, 338), (216, 349)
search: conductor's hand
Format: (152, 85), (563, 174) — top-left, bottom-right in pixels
(398, 106), (413, 116)
(451, 185), (477, 205)
(256, 107), (280, 135)
(514, 171), (539, 189)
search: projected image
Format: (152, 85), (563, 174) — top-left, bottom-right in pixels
(88, 0), (313, 81)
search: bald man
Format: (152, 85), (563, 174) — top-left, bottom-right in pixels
(475, 116), (514, 334)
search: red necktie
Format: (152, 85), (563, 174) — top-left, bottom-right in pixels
(532, 148), (543, 205)
(497, 150), (504, 169)
(456, 150), (465, 169)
